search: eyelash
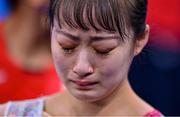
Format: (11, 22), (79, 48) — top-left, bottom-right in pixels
(62, 47), (111, 56)
(60, 43), (112, 57)
(58, 42), (76, 54)
(95, 49), (111, 56)
(62, 47), (76, 54)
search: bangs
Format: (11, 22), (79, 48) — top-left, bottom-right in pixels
(49, 0), (130, 40)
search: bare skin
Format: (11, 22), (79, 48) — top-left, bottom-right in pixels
(42, 25), (154, 116)
(0, 22), (152, 116)
(0, 1), (154, 115)
(44, 79), (153, 116)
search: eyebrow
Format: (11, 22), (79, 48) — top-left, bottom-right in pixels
(57, 30), (120, 42)
(56, 30), (79, 42)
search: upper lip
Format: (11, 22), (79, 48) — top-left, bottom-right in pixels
(68, 73), (98, 86)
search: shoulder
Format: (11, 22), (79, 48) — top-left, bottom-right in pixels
(3, 98), (45, 116)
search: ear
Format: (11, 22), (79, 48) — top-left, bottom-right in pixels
(134, 25), (150, 56)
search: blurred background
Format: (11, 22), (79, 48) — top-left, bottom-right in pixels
(129, 0), (180, 116)
(0, 0), (180, 116)
(0, 0), (62, 104)
(0, 0), (10, 21)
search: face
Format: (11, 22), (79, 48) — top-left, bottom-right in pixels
(51, 23), (136, 102)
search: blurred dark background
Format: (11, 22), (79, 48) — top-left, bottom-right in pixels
(0, 0), (180, 116)
(129, 0), (180, 116)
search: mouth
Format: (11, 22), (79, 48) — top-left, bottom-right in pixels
(70, 79), (99, 90)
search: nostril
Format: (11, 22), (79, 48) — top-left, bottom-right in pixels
(84, 72), (92, 77)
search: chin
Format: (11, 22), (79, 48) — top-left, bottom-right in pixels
(69, 89), (105, 103)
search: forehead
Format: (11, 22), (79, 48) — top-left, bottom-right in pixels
(50, 0), (131, 41)
(53, 18), (134, 44)
(53, 23), (120, 39)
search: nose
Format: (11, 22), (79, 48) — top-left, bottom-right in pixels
(73, 50), (94, 77)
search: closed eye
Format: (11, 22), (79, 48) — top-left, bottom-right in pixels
(58, 42), (77, 54)
(62, 47), (76, 54)
(94, 48), (114, 56)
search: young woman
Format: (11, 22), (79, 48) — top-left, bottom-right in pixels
(0, 0), (62, 103)
(0, 0), (163, 116)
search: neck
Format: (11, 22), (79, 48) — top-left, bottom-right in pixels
(68, 78), (139, 116)
(46, 77), (153, 116)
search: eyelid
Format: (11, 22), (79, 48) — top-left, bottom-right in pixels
(92, 40), (118, 50)
(56, 34), (79, 46)
(94, 46), (116, 53)
(58, 41), (78, 49)
(91, 37), (119, 44)
(94, 48), (112, 57)
(58, 42), (77, 54)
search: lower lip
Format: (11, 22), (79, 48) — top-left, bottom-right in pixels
(71, 80), (99, 90)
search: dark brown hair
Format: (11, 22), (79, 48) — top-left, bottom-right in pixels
(49, 0), (148, 41)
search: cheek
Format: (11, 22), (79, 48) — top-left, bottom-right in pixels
(101, 55), (132, 74)
(51, 39), (71, 80)
(98, 48), (134, 86)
